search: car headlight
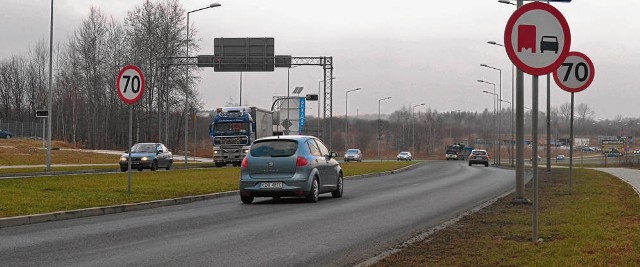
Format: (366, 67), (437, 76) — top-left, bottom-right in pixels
(243, 149), (249, 154)
(120, 157), (127, 162)
(214, 150), (220, 154)
(141, 156), (149, 161)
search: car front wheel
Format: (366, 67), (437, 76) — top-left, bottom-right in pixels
(150, 160), (158, 171)
(165, 160), (172, 170)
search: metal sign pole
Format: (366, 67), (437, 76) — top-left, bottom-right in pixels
(532, 75), (539, 242)
(128, 105), (132, 195)
(569, 92), (574, 195)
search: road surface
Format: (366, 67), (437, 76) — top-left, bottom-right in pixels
(0, 161), (515, 266)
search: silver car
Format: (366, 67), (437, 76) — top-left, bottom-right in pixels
(344, 148), (362, 162)
(239, 135), (343, 204)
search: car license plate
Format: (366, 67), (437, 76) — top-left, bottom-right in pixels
(260, 182), (283, 189)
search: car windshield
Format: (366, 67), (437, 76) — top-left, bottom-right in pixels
(472, 151), (487, 155)
(346, 149), (359, 154)
(130, 144), (156, 153)
(250, 140), (298, 157)
(400, 152), (409, 155)
(214, 122), (250, 135)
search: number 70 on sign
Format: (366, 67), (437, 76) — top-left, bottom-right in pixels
(117, 65), (146, 104)
(553, 51), (594, 93)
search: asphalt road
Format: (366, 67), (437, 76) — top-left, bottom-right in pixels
(0, 161), (515, 266)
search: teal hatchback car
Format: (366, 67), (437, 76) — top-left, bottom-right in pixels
(239, 135), (343, 204)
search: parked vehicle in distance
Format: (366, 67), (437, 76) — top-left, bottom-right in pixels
(556, 154), (565, 160)
(239, 135), (343, 204)
(120, 143), (173, 172)
(344, 148), (362, 162)
(397, 151), (412, 161)
(529, 155), (541, 161)
(0, 129), (14, 139)
(468, 149), (489, 167)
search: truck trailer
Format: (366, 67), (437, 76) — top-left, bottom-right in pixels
(209, 106), (273, 167)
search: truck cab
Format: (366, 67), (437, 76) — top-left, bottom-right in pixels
(210, 106), (273, 167)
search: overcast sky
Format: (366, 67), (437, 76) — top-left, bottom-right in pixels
(2, 0), (639, 120)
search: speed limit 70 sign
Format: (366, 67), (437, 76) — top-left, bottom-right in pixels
(117, 65), (145, 104)
(553, 51), (594, 93)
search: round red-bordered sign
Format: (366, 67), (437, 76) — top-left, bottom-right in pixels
(553, 51), (594, 93)
(116, 65), (145, 105)
(504, 2), (571, 76)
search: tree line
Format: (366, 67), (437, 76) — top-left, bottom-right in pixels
(0, 0), (201, 150)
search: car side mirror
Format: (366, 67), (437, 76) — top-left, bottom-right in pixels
(329, 152), (337, 158)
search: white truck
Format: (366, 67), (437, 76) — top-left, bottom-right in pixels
(209, 106), (273, 167)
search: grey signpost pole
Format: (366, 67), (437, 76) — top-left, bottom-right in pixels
(128, 105), (132, 194)
(532, 75), (539, 242)
(345, 88), (361, 149)
(513, 0), (526, 204)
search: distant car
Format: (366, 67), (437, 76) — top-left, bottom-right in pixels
(344, 148), (362, 162)
(529, 155), (541, 161)
(239, 135), (343, 204)
(468, 149), (489, 167)
(396, 151), (412, 161)
(605, 152), (622, 157)
(556, 155), (565, 160)
(0, 129), (14, 139)
(119, 143), (173, 172)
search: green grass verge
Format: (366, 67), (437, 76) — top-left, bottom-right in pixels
(374, 168), (640, 266)
(0, 161), (419, 218)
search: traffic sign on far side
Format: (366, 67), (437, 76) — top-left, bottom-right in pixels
(504, 2), (571, 76)
(117, 65), (145, 105)
(553, 51), (595, 93)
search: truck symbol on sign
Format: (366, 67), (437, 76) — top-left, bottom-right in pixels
(540, 36), (559, 54)
(517, 24), (537, 53)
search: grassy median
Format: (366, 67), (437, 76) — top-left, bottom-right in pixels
(374, 168), (640, 266)
(0, 161), (417, 218)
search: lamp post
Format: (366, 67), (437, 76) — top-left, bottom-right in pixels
(412, 103), (425, 157)
(345, 88), (361, 149)
(481, 64), (503, 165)
(378, 97), (392, 161)
(185, 3), (221, 165)
(45, 0), (54, 171)
(479, 80), (497, 165)
(488, 41), (515, 167)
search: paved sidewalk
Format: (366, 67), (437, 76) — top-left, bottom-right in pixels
(595, 168), (640, 196)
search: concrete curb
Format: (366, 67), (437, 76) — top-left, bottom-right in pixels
(0, 191), (238, 229)
(0, 162), (424, 229)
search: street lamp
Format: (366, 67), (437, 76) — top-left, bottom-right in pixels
(185, 3), (221, 165)
(345, 88), (362, 149)
(317, 77), (337, 138)
(488, 40), (515, 167)
(479, 79), (498, 165)
(481, 64), (503, 165)
(378, 96), (392, 161)
(412, 103), (425, 157)
(498, 0), (517, 5)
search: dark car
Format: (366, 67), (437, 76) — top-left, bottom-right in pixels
(239, 135), (343, 204)
(344, 148), (362, 162)
(540, 36), (559, 54)
(0, 129), (14, 139)
(119, 143), (173, 172)
(468, 149), (489, 167)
